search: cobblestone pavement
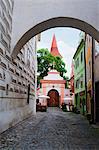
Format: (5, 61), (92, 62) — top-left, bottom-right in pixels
(0, 107), (99, 150)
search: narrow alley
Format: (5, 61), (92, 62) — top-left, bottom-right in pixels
(0, 108), (99, 150)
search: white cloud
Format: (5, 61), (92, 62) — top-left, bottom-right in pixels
(57, 40), (76, 78)
(37, 42), (49, 50)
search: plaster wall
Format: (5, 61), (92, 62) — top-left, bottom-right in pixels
(44, 70), (63, 80)
(11, 0), (99, 58)
(0, 38), (37, 134)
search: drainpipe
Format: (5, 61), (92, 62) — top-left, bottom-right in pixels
(84, 34), (87, 115)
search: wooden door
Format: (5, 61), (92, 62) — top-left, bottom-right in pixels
(48, 90), (59, 107)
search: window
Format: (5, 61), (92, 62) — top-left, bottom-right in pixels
(81, 51), (83, 63)
(75, 60), (77, 69)
(80, 75), (83, 88)
(75, 57), (79, 69)
(81, 81), (83, 88)
(77, 58), (79, 67)
(76, 79), (80, 89)
(75, 58), (79, 69)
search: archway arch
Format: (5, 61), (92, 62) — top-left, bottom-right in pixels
(47, 89), (59, 107)
(11, 17), (99, 58)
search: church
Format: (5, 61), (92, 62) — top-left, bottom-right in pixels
(38, 34), (66, 107)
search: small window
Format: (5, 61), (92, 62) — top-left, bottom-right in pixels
(81, 81), (83, 88)
(77, 58), (79, 67)
(75, 60), (77, 69)
(76, 58), (79, 69)
(80, 74), (83, 88)
(76, 79), (79, 89)
(81, 51), (83, 63)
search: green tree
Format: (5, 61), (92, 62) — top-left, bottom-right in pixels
(37, 48), (67, 86)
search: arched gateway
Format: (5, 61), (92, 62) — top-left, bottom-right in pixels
(48, 89), (59, 107)
(11, 0), (99, 58)
(40, 70), (66, 107)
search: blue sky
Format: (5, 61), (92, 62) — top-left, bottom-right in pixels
(37, 27), (81, 78)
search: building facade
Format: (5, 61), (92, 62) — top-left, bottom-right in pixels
(85, 34), (93, 121)
(68, 61), (75, 105)
(94, 40), (99, 122)
(73, 37), (86, 115)
(85, 34), (99, 123)
(37, 34), (66, 107)
(40, 70), (66, 107)
(0, 0), (37, 133)
(0, 0), (14, 52)
(69, 61), (74, 93)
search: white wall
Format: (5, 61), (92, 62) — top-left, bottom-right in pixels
(0, 38), (37, 133)
(44, 70), (63, 80)
(11, 0), (99, 58)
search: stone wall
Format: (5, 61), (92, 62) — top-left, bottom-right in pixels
(0, 0), (37, 133)
(0, 39), (36, 133)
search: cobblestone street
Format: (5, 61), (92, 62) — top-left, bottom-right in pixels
(0, 107), (99, 150)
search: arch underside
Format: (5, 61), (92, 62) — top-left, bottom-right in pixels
(11, 17), (99, 58)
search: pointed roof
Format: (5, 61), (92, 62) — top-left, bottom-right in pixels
(50, 34), (62, 58)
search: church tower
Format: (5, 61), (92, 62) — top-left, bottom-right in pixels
(50, 34), (62, 58)
(39, 34), (66, 107)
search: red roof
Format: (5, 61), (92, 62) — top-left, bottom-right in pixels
(50, 34), (62, 58)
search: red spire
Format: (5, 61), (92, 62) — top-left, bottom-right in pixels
(50, 34), (62, 58)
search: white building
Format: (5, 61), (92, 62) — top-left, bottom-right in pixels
(0, 0), (14, 52)
(0, 0), (37, 133)
(40, 70), (66, 107)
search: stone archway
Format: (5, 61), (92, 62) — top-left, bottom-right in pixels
(11, 0), (99, 58)
(11, 17), (99, 59)
(47, 89), (59, 107)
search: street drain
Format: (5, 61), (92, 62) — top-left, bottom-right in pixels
(71, 123), (77, 125)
